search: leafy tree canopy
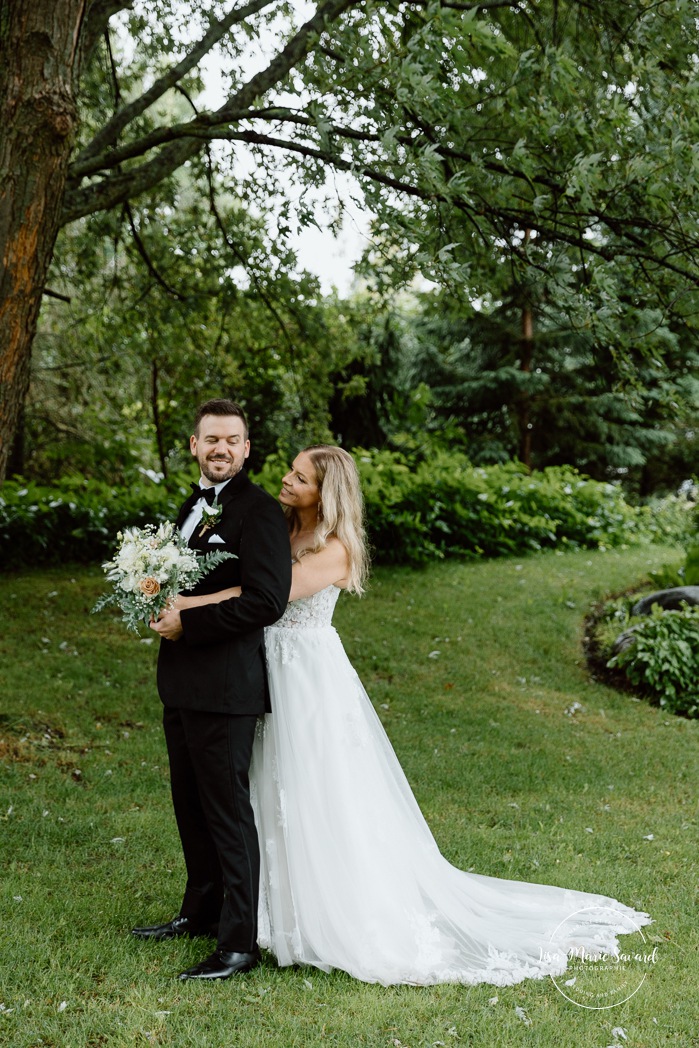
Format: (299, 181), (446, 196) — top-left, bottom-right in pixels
(3, 0), (699, 482)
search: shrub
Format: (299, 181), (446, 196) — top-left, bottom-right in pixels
(249, 452), (287, 499)
(0, 448), (676, 569)
(0, 476), (187, 569)
(607, 604), (699, 717)
(648, 540), (699, 590)
(641, 491), (699, 549)
(352, 448), (649, 564)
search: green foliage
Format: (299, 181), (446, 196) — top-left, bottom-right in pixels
(586, 539), (699, 719)
(2, 448), (690, 570)
(608, 605), (699, 718)
(6, 0), (699, 497)
(248, 451), (288, 498)
(647, 501), (699, 587)
(586, 593), (637, 660)
(350, 0), (699, 344)
(28, 175), (346, 482)
(0, 476), (187, 569)
(643, 490), (699, 550)
(684, 543), (699, 585)
(11, 1), (699, 499)
(353, 448), (653, 564)
(402, 290), (699, 489)
(64, 0), (699, 338)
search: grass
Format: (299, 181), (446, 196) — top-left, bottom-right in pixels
(0, 544), (697, 1047)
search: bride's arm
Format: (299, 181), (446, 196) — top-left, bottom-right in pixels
(174, 587), (241, 611)
(151, 586), (241, 641)
(172, 538), (348, 607)
(289, 538), (349, 601)
(154, 539), (348, 640)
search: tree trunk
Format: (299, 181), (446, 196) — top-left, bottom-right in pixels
(6, 403), (25, 476)
(517, 301), (534, 469)
(151, 358), (169, 478)
(0, 0), (86, 483)
(515, 226), (534, 469)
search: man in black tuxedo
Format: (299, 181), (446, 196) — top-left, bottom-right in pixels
(132, 399), (291, 980)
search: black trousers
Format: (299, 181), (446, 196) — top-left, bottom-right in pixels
(162, 707), (259, 953)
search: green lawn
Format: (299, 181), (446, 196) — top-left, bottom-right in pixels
(0, 545), (696, 1047)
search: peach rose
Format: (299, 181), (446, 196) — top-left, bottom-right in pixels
(138, 576), (161, 597)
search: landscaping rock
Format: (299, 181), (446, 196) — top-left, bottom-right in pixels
(631, 586), (699, 616)
(611, 625), (640, 655)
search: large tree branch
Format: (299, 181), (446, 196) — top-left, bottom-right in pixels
(70, 104), (384, 179)
(62, 0), (358, 222)
(74, 0), (276, 171)
(61, 0), (699, 295)
(70, 105), (699, 288)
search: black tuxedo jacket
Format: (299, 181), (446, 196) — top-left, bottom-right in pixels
(156, 469), (291, 715)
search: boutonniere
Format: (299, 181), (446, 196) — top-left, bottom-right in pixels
(198, 498), (223, 537)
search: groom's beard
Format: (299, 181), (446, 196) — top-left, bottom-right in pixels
(198, 448), (247, 484)
(200, 455), (243, 484)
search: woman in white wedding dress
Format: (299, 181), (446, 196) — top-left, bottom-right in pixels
(174, 445), (651, 987)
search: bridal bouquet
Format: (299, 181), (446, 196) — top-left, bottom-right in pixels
(93, 521), (234, 633)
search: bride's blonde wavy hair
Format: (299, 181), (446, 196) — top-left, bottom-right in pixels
(285, 445), (370, 595)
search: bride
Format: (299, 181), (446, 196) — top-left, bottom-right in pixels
(167, 444), (650, 987)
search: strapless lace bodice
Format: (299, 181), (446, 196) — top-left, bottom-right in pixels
(265, 586), (341, 666)
(270, 585), (341, 631)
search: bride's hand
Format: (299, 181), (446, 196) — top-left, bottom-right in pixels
(154, 594), (194, 621)
(171, 593), (194, 612)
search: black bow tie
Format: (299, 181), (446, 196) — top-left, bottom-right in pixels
(190, 482), (217, 505)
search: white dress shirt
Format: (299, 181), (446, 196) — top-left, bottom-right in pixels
(180, 477), (232, 543)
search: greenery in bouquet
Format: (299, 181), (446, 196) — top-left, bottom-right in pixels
(92, 522), (234, 632)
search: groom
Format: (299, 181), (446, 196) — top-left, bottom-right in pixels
(132, 399), (291, 980)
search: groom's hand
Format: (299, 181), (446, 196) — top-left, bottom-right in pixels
(150, 610), (183, 642)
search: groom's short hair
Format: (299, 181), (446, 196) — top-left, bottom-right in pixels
(193, 399), (249, 439)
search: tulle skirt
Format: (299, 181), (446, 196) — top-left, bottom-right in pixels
(250, 624), (650, 986)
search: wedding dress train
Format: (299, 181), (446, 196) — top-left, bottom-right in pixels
(249, 586), (650, 986)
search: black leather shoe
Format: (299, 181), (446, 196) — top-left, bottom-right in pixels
(178, 948), (261, 980)
(131, 916), (218, 941)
